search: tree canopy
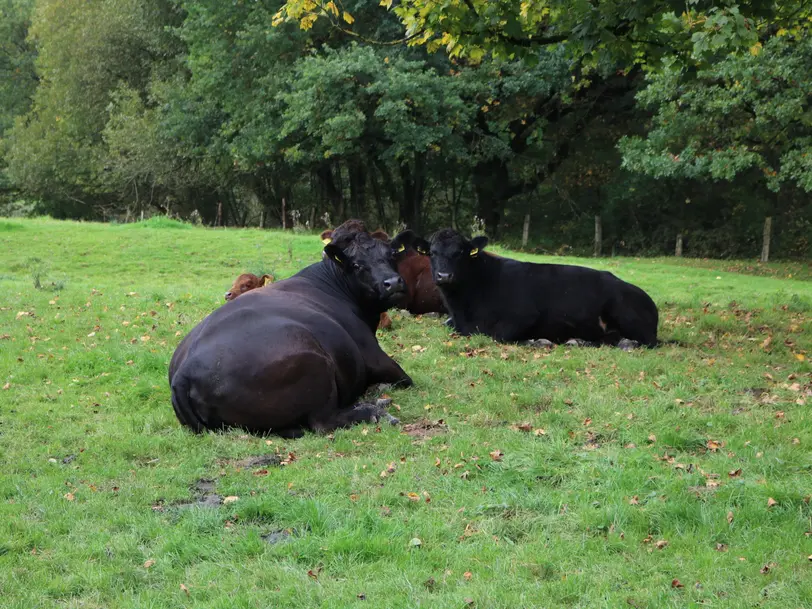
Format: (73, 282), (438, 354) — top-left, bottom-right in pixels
(0, 0), (809, 258)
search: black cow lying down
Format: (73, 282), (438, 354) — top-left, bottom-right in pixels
(395, 228), (659, 348)
(169, 226), (413, 436)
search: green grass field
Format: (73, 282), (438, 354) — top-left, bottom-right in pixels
(1, 217), (810, 609)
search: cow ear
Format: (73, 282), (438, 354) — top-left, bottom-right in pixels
(469, 235), (489, 257)
(390, 230), (415, 255)
(320, 229), (333, 245)
(261, 274), (273, 287)
(323, 244), (347, 266)
(370, 229), (391, 242)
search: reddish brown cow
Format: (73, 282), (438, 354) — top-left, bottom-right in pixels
(321, 226), (445, 318)
(225, 273), (274, 301)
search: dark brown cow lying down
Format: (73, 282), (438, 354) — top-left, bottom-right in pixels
(225, 273), (273, 301)
(169, 225), (413, 436)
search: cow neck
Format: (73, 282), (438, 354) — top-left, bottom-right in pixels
(440, 255), (499, 309)
(304, 260), (381, 331)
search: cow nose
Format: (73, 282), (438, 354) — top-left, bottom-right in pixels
(435, 272), (452, 284)
(224, 292), (232, 301)
(383, 276), (404, 294)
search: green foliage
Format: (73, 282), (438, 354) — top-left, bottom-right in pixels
(620, 36), (812, 193)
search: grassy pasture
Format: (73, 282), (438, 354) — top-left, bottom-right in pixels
(1, 217), (810, 609)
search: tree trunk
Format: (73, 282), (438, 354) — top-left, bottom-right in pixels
(593, 215), (602, 257)
(522, 214), (530, 248)
(675, 233), (683, 257)
(760, 216), (772, 263)
(281, 198), (287, 230)
(349, 161), (366, 219)
(216, 202), (222, 228)
(259, 210), (264, 229)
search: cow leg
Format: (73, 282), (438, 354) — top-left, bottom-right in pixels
(523, 338), (555, 348)
(309, 401), (399, 433)
(365, 348), (413, 388)
(617, 338), (641, 351)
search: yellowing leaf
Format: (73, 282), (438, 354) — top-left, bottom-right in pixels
(749, 42), (762, 56)
(325, 1), (339, 16)
(342, 11), (354, 24)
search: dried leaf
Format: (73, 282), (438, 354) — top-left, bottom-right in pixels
(533, 428), (546, 436)
(629, 496), (639, 505)
(463, 571), (472, 580)
(223, 496), (239, 504)
(716, 543), (728, 552)
(761, 336), (772, 349)
(2, 383), (9, 391)
(655, 539), (668, 550)
(583, 417), (592, 426)
(728, 469), (742, 478)
(489, 449), (504, 461)
(64, 492), (75, 501)
(671, 579), (684, 589)
(767, 497), (777, 508)
(406, 492), (421, 502)
(727, 511), (734, 524)
(409, 537), (422, 547)
(143, 559), (155, 568)
(760, 562), (776, 574)
(180, 583), (190, 595)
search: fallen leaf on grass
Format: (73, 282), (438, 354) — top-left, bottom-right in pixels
(655, 540), (668, 550)
(671, 579), (684, 589)
(583, 417), (592, 426)
(463, 571), (472, 581)
(307, 568), (320, 580)
(2, 383), (9, 390)
(489, 449), (504, 462)
(706, 439), (724, 452)
(728, 469), (742, 478)
(223, 496), (239, 504)
(727, 511), (734, 524)
(716, 543), (728, 552)
(533, 428), (546, 436)
(406, 492), (421, 502)
(760, 562), (776, 574)
(180, 583), (190, 595)
(761, 336), (772, 349)
(64, 493), (75, 501)
(629, 496), (639, 505)
(143, 559), (155, 568)
(409, 537), (422, 547)
(767, 497), (778, 508)
(510, 422), (533, 433)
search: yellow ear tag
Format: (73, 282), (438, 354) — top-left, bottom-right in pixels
(417, 246), (427, 255)
(396, 244), (405, 253)
(334, 255), (342, 263)
(263, 276), (273, 287)
(470, 248), (479, 257)
(322, 238), (332, 244)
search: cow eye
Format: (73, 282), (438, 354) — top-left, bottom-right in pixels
(240, 286), (247, 291)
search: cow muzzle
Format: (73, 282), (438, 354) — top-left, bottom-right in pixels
(224, 292), (233, 301)
(382, 275), (406, 296)
(434, 271), (454, 285)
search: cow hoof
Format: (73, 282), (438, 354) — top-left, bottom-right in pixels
(375, 383), (393, 392)
(525, 338), (554, 348)
(383, 413), (400, 426)
(618, 338), (640, 351)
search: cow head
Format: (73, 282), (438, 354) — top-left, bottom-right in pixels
(225, 273), (274, 301)
(323, 229), (412, 308)
(394, 228), (488, 287)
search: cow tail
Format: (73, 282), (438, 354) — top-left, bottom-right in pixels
(170, 370), (206, 433)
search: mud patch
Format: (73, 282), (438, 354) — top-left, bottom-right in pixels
(172, 478), (222, 509)
(228, 454), (283, 469)
(402, 419), (447, 439)
(262, 528), (296, 545)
